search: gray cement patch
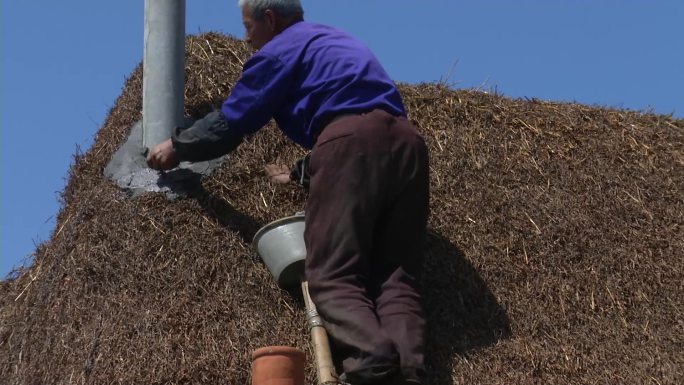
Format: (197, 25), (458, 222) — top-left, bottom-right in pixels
(104, 120), (225, 199)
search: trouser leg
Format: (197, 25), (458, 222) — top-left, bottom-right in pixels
(305, 110), (429, 384)
(304, 112), (398, 382)
(370, 124), (429, 382)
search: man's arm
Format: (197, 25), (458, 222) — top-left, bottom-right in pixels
(146, 111), (243, 170)
(172, 111), (243, 162)
(147, 52), (292, 170)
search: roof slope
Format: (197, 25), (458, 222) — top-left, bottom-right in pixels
(1, 33), (683, 385)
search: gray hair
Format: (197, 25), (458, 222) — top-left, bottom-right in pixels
(238, 0), (303, 20)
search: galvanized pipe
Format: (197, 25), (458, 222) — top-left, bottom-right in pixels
(142, 0), (185, 150)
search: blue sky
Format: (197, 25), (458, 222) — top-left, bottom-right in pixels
(2, 1), (683, 278)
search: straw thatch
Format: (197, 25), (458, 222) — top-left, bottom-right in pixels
(1, 32), (682, 385)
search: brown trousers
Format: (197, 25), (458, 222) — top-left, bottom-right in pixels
(304, 109), (430, 384)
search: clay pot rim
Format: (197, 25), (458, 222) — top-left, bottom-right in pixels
(252, 345), (305, 360)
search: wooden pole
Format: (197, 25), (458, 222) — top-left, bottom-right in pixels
(301, 281), (338, 385)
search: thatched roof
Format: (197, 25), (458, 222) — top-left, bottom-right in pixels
(1, 32), (682, 385)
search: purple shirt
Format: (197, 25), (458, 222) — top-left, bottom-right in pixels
(221, 21), (406, 149)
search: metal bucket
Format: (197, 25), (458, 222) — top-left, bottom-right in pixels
(252, 213), (306, 288)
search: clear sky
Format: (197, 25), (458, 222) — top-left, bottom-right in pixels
(2, 1), (683, 278)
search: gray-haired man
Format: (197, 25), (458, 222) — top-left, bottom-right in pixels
(147, 2), (429, 383)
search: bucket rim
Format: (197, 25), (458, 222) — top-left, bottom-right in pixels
(252, 213), (306, 251)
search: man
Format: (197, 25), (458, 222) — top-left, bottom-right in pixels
(147, 1), (429, 384)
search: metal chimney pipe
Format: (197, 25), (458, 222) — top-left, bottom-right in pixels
(142, 0), (186, 150)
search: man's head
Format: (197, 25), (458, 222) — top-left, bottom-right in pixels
(238, 0), (304, 49)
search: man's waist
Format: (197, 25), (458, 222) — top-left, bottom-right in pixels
(313, 107), (404, 144)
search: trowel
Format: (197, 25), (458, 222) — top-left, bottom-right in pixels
(252, 213), (338, 385)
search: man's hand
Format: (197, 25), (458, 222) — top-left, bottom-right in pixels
(264, 164), (292, 184)
(146, 139), (180, 171)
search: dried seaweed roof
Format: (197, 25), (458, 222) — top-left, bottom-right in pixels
(1, 32), (682, 385)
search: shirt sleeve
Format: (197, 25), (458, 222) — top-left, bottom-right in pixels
(171, 110), (243, 162)
(221, 52), (292, 135)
